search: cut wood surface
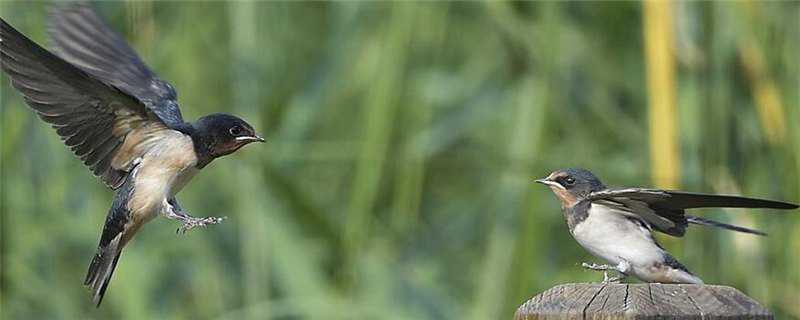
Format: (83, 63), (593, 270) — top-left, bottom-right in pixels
(514, 283), (773, 320)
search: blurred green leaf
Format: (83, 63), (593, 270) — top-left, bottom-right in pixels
(1, 1), (798, 319)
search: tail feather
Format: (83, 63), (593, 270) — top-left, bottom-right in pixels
(662, 253), (704, 284)
(85, 165), (135, 307)
(686, 215), (767, 236)
(84, 235), (123, 307)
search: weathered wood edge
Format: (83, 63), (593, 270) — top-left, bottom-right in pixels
(514, 283), (773, 320)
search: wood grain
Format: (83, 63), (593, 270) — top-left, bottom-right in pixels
(514, 283), (773, 320)
(583, 284), (625, 319)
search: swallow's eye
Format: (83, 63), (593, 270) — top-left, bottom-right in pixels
(564, 177), (576, 185)
(229, 126), (243, 136)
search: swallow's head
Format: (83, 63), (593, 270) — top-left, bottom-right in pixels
(193, 113), (265, 158)
(535, 168), (605, 206)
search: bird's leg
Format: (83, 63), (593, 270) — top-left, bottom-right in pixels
(602, 270), (627, 284)
(164, 198), (226, 234)
(602, 272), (619, 284)
(582, 261), (629, 284)
(581, 262), (614, 271)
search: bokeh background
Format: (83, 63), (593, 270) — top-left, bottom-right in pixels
(1, 1), (799, 319)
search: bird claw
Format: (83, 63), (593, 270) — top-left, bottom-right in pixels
(176, 216), (226, 234)
(582, 261), (626, 284)
(601, 271), (622, 284)
(582, 262), (613, 271)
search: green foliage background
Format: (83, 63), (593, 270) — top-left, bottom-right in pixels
(1, 1), (798, 319)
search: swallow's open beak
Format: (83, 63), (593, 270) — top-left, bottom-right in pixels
(534, 178), (548, 185)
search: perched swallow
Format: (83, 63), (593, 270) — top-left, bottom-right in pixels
(536, 168), (797, 284)
(1, 4), (265, 306)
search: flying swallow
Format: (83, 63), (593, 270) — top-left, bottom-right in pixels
(0, 4), (265, 306)
(536, 168), (798, 284)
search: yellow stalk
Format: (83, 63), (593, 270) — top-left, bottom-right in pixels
(643, 0), (680, 189)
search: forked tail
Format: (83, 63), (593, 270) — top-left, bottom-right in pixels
(85, 174), (134, 307)
(84, 236), (123, 307)
(686, 215), (767, 236)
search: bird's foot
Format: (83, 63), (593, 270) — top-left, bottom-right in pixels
(164, 202), (227, 234)
(582, 262), (627, 284)
(582, 262), (614, 271)
(175, 215), (226, 234)
(601, 271), (623, 284)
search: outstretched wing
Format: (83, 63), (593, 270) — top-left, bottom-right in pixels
(48, 3), (184, 128)
(641, 190), (796, 210)
(587, 188), (797, 236)
(1, 17), (170, 189)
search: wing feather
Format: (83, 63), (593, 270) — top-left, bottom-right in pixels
(588, 187), (797, 237)
(1, 17), (168, 189)
(48, 3), (185, 128)
(660, 191), (798, 210)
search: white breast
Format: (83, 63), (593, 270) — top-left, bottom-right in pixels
(127, 131), (198, 222)
(571, 203), (665, 268)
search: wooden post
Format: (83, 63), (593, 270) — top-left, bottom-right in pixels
(514, 283), (773, 320)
